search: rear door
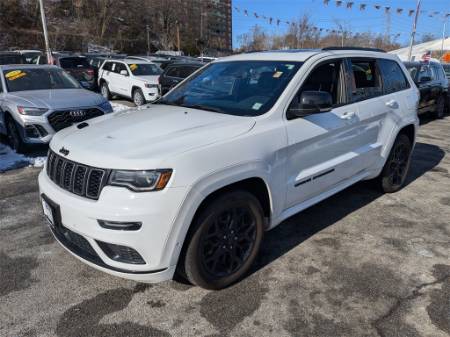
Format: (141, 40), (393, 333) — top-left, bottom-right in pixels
(285, 58), (372, 208)
(417, 65), (433, 113)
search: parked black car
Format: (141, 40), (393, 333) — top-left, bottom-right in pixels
(54, 55), (97, 91)
(0, 52), (25, 65)
(404, 61), (449, 118)
(159, 62), (204, 95)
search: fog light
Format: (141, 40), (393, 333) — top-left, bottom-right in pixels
(98, 220), (142, 231)
(25, 125), (40, 138)
(96, 240), (145, 264)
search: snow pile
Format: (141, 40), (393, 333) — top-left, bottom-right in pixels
(111, 101), (133, 112)
(0, 143), (46, 173)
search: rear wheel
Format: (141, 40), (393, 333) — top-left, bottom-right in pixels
(6, 116), (26, 153)
(435, 96), (445, 119)
(100, 82), (111, 100)
(133, 88), (145, 106)
(180, 190), (264, 290)
(378, 134), (412, 193)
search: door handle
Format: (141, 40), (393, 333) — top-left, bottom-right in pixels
(340, 111), (356, 120)
(385, 100), (399, 109)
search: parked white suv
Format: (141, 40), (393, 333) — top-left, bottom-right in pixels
(39, 48), (419, 289)
(98, 59), (162, 105)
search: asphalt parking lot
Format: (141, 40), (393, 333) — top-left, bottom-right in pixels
(1, 115), (449, 337)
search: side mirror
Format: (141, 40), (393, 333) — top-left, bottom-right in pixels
(419, 76), (431, 83)
(288, 91), (333, 119)
(120, 70), (129, 76)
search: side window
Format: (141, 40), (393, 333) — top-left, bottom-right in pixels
(378, 59), (410, 94)
(178, 66), (195, 78)
(292, 59), (347, 109)
(166, 66), (180, 78)
(418, 65), (432, 82)
(103, 62), (112, 71)
(349, 59), (383, 101)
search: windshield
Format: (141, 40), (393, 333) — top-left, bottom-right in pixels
(129, 63), (162, 76)
(0, 55), (24, 65)
(3, 68), (80, 92)
(59, 57), (90, 68)
(157, 61), (302, 116)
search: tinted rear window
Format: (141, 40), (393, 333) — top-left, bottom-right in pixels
(59, 57), (90, 68)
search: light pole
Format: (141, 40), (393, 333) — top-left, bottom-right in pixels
(38, 0), (52, 64)
(146, 25), (150, 55)
(441, 18), (448, 59)
(408, 0), (421, 61)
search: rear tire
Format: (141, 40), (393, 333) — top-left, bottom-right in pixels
(435, 96), (445, 119)
(133, 88), (146, 106)
(180, 190), (264, 290)
(378, 134), (412, 193)
(6, 116), (26, 153)
(100, 82), (111, 100)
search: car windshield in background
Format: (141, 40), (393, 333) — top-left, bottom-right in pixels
(0, 55), (24, 65)
(59, 57), (90, 68)
(3, 68), (80, 92)
(129, 63), (162, 76)
(157, 61), (302, 116)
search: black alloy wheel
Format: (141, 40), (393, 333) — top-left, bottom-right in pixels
(180, 190), (264, 290)
(379, 134), (412, 193)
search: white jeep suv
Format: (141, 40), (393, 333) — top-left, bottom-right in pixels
(39, 48), (419, 289)
(98, 59), (162, 105)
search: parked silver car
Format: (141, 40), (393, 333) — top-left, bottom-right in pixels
(0, 64), (113, 152)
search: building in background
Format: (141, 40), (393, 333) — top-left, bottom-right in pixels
(180, 0), (232, 55)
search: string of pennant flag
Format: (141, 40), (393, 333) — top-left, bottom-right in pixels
(233, 1), (450, 37)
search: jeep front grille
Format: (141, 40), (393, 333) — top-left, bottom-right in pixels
(46, 150), (110, 200)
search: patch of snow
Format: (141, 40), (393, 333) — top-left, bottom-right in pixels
(0, 143), (46, 173)
(110, 101), (133, 112)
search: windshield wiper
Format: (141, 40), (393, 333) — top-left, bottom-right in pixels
(180, 104), (224, 114)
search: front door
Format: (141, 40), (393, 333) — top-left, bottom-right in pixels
(284, 58), (369, 209)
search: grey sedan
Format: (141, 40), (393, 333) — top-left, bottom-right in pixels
(0, 64), (113, 153)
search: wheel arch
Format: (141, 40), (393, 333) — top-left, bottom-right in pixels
(165, 170), (274, 269)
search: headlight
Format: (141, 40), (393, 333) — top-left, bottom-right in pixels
(17, 106), (48, 116)
(108, 169), (172, 192)
(144, 83), (159, 88)
(99, 100), (113, 112)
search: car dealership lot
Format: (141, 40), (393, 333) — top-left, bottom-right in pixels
(1, 116), (449, 337)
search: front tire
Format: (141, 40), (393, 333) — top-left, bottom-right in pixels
(180, 190), (264, 290)
(133, 88), (146, 106)
(6, 116), (26, 153)
(435, 96), (445, 119)
(100, 82), (111, 100)
(378, 134), (412, 193)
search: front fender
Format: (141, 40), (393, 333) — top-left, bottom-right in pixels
(162, 161), (278, 268)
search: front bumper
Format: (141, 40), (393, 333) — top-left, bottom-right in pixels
(143, 87), (160, 101)
(38, 169), (188, 282)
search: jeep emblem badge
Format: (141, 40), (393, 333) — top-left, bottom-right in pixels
(59, 147), (70, 156)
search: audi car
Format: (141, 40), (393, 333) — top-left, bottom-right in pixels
(0, 64), (113, 153)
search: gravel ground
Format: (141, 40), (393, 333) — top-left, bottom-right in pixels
(0, 114), (449, 337)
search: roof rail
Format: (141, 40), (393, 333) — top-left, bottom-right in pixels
(322, 47), (386, 53)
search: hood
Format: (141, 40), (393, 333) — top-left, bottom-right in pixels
(134, 75), (160, 84)
(7, 89), (106, 110)
(50, 105), (255, 169)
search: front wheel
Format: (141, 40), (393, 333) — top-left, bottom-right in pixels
(6, 117), (26, 153)
(133, 88), (146, 106)
(435, 96), (445, 119)
(100, 82), (111, 100)
(180, 190), (264, 290)
(378, 134), (412, 193)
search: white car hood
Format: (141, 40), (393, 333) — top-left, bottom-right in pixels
(135, 75), (160, 84)
(50, 105), (255, 169)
